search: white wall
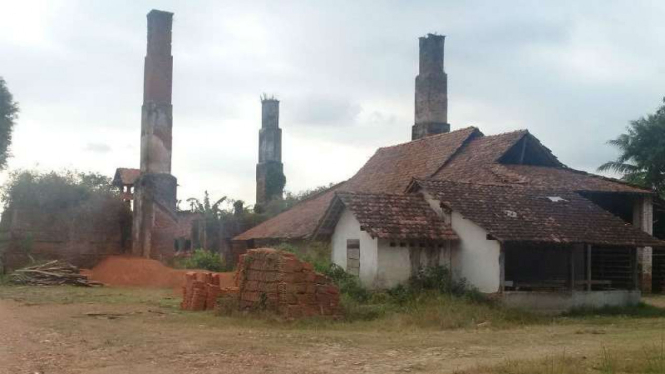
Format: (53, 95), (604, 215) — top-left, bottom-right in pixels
(376, 239), (453, 289)
(376, 239), (411, 289)
(450, 211), (501, 293)
(331, 208), (379, 288)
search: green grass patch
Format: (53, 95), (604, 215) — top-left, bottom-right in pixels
(456, 344), (665, 374)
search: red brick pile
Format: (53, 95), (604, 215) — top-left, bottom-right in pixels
(179, 248), (342, 318)
(181, 271), (221, 311)
(235, 248), (341, 318)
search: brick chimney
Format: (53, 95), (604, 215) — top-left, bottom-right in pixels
(133, 9), (178, 261)
(412, 34), (450, 140)
(256, 96), (284, 205)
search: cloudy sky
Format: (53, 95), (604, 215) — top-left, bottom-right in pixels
(1, 0), (665, 207)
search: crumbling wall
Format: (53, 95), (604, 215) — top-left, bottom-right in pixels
(0, 198), (130, 272)
(181, 248), (341, 318)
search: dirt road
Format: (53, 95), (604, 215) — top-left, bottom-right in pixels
(1, 289), (664, 374)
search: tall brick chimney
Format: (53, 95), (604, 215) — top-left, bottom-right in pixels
(412, 34), (450, 140)
(133, 9), (178, 260)
(256, 96), (284, 206)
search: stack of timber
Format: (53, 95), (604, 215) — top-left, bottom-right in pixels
(9, 260), (103, 287)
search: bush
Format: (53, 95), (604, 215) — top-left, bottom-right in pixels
(174, 249), (224, 272)
(323, 263), (371, 303)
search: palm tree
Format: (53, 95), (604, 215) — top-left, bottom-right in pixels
(599, 98), (665, 197)
(186, 191), (227, 251)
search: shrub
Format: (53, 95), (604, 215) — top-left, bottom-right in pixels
(174, 249), (224, 272)
(323, 263), (371, 303)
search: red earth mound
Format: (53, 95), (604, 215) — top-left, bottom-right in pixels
(84, 255), (234, 289)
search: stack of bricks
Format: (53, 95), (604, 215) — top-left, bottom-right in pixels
(181, 271), (221, 311)
(235, 248), (341, 318)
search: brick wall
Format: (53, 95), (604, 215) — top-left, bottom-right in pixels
(0, 197), (130, 272)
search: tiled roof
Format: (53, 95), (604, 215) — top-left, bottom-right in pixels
(234, 127), (478, 241)
(234, 126), (651, 242)
(432, 131), (648, 194)
(112, 168), (141, 187)
(501, 165), (649, 193)
(234, 184), (343, 241)
(318, 192), (457, 241)
(414, 179), (664, 247)
(340, 127), (480, 193)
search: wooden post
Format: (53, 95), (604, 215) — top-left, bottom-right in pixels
(632, 247), (639, 291)
(499, 245), (505, 293)
(586, 244), (592, 291)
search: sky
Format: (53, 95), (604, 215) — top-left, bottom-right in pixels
(1, 0), (665, 207)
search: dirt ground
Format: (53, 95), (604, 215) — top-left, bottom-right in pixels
(1, 286), (665, 374)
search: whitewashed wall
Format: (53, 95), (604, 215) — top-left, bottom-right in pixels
(450, 210), (501, 293)
(376, 239), (453, 289)
(331, 208), (378, 288)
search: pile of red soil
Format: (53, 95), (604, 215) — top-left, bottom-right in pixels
(84, 256), (233, 289)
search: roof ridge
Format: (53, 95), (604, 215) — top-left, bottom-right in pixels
(377, 126), (479, 151)
(417, 178), (570, 191)
(483, 129), (529, 138)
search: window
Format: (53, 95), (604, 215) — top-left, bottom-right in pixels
(346, 239), (360, 276)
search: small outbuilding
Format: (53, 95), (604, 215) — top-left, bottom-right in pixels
(316, 192), (458, 289)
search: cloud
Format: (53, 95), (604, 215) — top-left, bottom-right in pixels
(2, 0), (665, 205)
(83, 142), (111, 153)
(287, 95), (362, 126)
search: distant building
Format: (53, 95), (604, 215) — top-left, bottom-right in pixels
(112, 168), (140, 208)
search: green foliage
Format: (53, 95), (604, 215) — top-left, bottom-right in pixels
(318, 263), (489, 323)
(324, 263), (371, 302)
(599, 97), (665, 197)
(264, 166), (286, 201)
(0, 77), (18, 170)
(173, 249), (224, 272)
(1, 169), (115, 211)
(274, 241), (331, 273)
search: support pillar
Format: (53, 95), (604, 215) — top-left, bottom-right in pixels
(634, 195), (654, 293)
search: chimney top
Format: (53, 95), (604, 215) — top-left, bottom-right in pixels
(261, 93), (279, 104)
(147, 9), (174, 18)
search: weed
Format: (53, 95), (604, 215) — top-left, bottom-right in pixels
(172, 249), (224, 272)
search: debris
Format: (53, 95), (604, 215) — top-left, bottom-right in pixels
(9, 260), (104, 287)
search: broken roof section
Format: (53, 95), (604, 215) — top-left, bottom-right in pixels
(112, 168), (141, 187)
(411, 179), (663, 247)
(316, 192), (457, 241)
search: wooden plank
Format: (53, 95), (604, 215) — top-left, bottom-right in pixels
(347, 248), (360, 260)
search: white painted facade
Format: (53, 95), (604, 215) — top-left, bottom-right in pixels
(448, 210), (501, 293)
(331, 209), (378, 287)
(331, 206), (455, 290)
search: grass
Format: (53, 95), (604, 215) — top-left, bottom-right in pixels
(456, 344), (665, 374)
(4, 282), (665, 334)
(0, 284), (180, 309)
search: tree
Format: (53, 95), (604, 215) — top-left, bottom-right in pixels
(599, 98), (665, 197)
(186, 191), (228, 251)
(0, 77), (18, 170)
